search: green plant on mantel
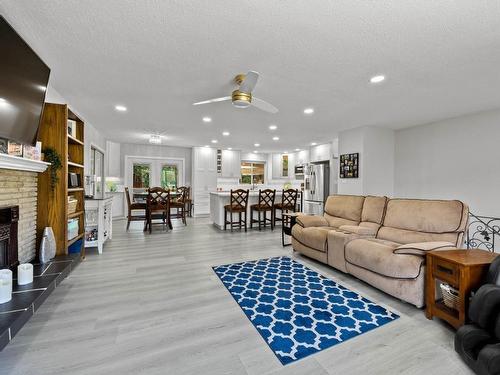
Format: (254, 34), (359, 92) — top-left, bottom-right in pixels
(42, 147), (62, 191)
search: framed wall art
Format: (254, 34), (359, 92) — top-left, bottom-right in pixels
(339, 153), (359, 178)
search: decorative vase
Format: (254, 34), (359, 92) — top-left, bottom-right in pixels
(0, 269), (13, 304)
(39, 227), (56, 264)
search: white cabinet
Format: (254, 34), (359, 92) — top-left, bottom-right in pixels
(295, 150), (310, 165)
(271, 153), (282, 179)
(106, 141), (121, 177)
(110, 192), (124, 218)
(192, 147), (218, 216)
(271, 153), (293, 179)
(85, 197), (113, 254)
(310, 143), (332, 162)
(220, 150), (241, 178)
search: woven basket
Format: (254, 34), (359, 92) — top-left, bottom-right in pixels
(440, 283), (460, 310)
(68, 197), (78, 214)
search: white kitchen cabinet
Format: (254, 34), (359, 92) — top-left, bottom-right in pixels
(310, 143), (332, 162)
(220, 150), (241, 178)
(106, 141), (121, 177)
(295, 150), (310, 165)
(287, 153), (295, 178)
(192, 147), (217, 216)
(271, 153), (294, 179)
(85, 197), (113, 254)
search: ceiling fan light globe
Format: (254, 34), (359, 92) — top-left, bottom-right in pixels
(233, 100), (251, 108)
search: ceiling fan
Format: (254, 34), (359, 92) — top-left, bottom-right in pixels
(193, 71), (278, 114)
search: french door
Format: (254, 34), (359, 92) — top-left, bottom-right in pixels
(125, 156), (185, 194)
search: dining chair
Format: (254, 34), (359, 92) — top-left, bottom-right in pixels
(273, 188), (299, 227)
(145, 187), (172, 233)
(125, 187), (147, 230)
(185, 186), (193, 217)
(224, 189), (249, 232)
(250, 189), (276, 230)
(170, 186), (188, 225)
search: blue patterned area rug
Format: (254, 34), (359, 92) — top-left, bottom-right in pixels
(213, 256), (399, 365)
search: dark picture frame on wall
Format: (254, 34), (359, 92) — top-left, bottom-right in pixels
(339, 153), (359, 178)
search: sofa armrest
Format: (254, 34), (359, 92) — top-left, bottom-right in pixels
(296, 215), (329, 228)
(338, 225), (377, 236)
(393, 241), (456, 256)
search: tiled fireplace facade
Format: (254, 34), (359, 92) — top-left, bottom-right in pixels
(0, 169), (38, 262)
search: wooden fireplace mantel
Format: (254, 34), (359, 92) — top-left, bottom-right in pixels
(0, 153), (50, 173)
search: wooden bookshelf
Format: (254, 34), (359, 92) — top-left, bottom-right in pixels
(37, 103), (85, 256)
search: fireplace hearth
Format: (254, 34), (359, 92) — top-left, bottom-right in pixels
(0, 206), (19, 270)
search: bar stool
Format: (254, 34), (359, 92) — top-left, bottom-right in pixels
(250, 189), (276, 230)
(224, 189), (249, 232)
(274, 188), (299, 227)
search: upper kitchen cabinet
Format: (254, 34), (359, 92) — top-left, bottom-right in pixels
(271, 153), (295, 179)
(294, 150), (310, 165)
(106, 141), (121, 177)
(219, 149), (241, 178)
(310, 143), (332, 162)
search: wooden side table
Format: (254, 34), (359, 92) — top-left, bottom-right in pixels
(281, 212), (300, 247)
(426, 249), (498, 329)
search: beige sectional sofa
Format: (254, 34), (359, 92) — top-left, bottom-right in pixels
(291, 195), (469, 308)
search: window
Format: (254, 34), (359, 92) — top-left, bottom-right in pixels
(133, 164), (150, 189)
(240, 162), (265, 185)
(160, 165), (178, 190)
(282, 154), (289, 177)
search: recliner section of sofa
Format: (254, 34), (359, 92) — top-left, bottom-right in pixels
(292, 195), (469, 308)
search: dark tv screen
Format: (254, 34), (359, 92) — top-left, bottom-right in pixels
(0, 16), (50, 145)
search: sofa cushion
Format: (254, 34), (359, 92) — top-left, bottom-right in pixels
(338, 225), (377, 236)
(383, 199), (467, 233)
(324, 195), (365, 222)
(296, 215), (328, 228)
(394, 241), (456, 256)
(345, 238), (425, 279)
(292, 225), (334, 252)
(361, 196), (387, 224)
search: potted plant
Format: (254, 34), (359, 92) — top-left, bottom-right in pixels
(42, 147), (62, 191)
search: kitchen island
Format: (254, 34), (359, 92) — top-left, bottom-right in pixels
(210, 190), (283, 229)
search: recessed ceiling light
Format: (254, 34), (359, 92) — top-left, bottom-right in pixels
(303, 108), (314, 115)
(202, 117), (212, 123)
(149, 134), (161, 144)
(284, 151), (289, 154)
(227, 147), (232, 150)
(272, 136), (279, 141)
(311, 142), (317, 146)
(269, 125), (278, 130)
(204, 145), (209, 148)
(254, 143), (260, 147)
(295, 148), (300, 151)
(253, 150), (258, 153)
(115, 105), (127, 112)
(211, 139), (218, 144)
(370, 75), (385, 83)
(222, 131), (230, 136)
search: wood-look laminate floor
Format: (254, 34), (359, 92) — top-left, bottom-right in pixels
(0, 218), (472, 375)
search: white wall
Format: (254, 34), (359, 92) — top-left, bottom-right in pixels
(337, 126), (394, 196)
(395, 109), (500, 216)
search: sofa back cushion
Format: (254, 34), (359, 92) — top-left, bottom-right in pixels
(377, 199), (469, 245)
(361, 196), (387, 224)
(324, 195), (365, 228)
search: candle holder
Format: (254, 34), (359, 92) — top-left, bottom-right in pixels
(0, 269), (13, 304)
(17, 263), (33, 285)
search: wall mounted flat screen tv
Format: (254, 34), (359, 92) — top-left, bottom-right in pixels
(0, 16), (50, 145)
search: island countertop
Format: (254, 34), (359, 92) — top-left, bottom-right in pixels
(209, 190), (283, 197)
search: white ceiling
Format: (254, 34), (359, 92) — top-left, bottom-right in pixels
(1, 1), (500, 153)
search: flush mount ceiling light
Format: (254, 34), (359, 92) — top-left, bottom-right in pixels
(272, 136), (279, 141)
(115, 105), (127, 112)
(211, 139), (218, 144)
(149, 134), (161, 144)
(311, 142), (317, 146)
(370, 75), (385, 84)
(227, 147), (232, 150)
(222, 131), (230, 136)
(254, 143), (260, 147)
(202, 116), (212, 123)
(303, 108), (314, 115)
(295, 148), (300, 151)
(269, 124), (278, 130)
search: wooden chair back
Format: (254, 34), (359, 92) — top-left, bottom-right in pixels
(230, 189), (249, 209)
(282, 189), (298, 210)
(125, 186), (132, 208)
(147, 187), (170, 212)
(175, 186), (188, 204)
(258, 189), (276, 209)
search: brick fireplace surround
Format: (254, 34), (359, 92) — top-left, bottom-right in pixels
(0, 169), (38, 263)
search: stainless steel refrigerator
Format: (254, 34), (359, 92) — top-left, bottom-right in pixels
(303, 163), (330, 215)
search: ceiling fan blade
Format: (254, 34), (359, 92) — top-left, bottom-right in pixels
(251, 97), (279, 114)
(193, 96), (231, 105)
(239, 71), (259, 93)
